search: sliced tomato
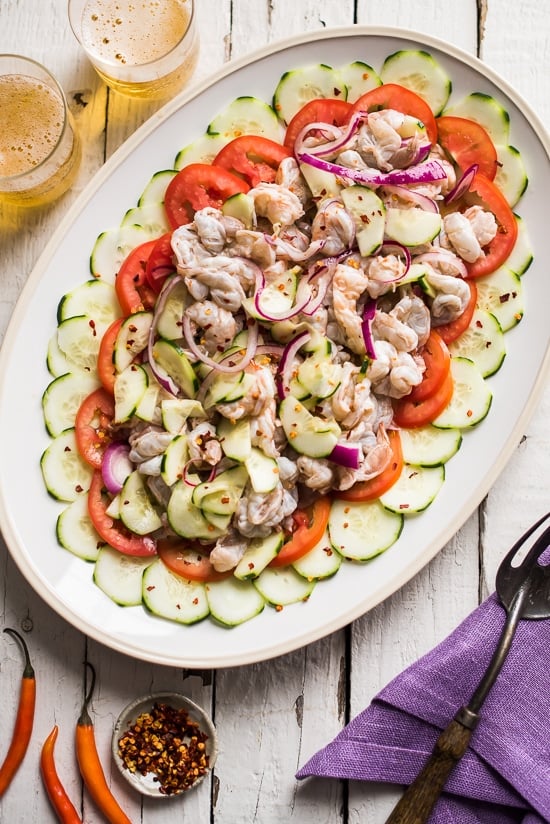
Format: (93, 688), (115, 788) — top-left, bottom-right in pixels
(463, 173), (518, 278)
(436, 115), (498, 180)
(270, 495), (331, 568)
(435, 280), (478, 344)
(88, 471), (157, 557)
(157, 538), (230, 582)
(97, 317), (124, 394)
(392, 370), (454, 429)
(334, 429), (403, 503)
(283, 98), (353, 153)
(407, 330), (451, 403)
(213, 135), (291, 187)
(115, 238), (158, 314)
(74, 388), (115, 469)
(164, 163), (250, 228)
(350, 84), (438, 145)
(145, 232), (176, 293)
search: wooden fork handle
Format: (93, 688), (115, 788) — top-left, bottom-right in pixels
(384, 712), (476, 824)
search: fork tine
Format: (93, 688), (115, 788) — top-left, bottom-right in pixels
(500, 512), (550, 570)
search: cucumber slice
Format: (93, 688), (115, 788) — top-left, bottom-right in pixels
(218, 417), (252, 461)
(47, 333), (73, 377)
(279, 397), (340, 458)
(90, 224), (152, 283)
(94, 546), (154, 606)
(506, 214), (532, 275)
(42, 371), (100, 437)
(234, 531), (284, 580)
(222, 192), (256, 229)
(152, 339), (198, 398)
(385, 208), (442, 246)
(448, 308), (506, 377)
(296, 356), (342, 401)
(299, 162), (342, 199)
(167, 478), (223, 540)
(207, 96), (284, 142)
(243, 267), (298, 321)
(134, 370), (160, 422)
(56, 495), (101, 561)
(399, 425), (462, 467)
(138, 169), (177, 204)
(341, 185), (386, 256)
(119, 470), (162, 535)
(433, 357), (492, 429)
(143, 559), (210, 624)
(57, 280), (120, 326)
(292, 528), (342, 580)
(379, 464), (445, 514)
(114, 364), (149, 423)
(273, 64), (347, 125)
(207, 577), (265, 626)
(161, 398), (206, 434)
(442, 92), (510, 144)
(113, 311), (153, 373)
(41, 428), (93, 502)
(380, 49), (451, 115)
(253, 565), (316, 606)
(474, 266), (524, 332)
(244, 447), (279, 494)
(494, 145), (528, 207)
(192, 466), (248, 516)
(160, 434), (189, 487)
(338, 61), (381, 103)
(156, 279), (189, 340)
(56, 314), (105, 372)
(174, 133), (228, 170)
(121, 202), (170, 236)
(328, 499), (403, 561)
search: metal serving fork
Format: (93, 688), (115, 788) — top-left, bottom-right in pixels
(384, 511), (550, 824)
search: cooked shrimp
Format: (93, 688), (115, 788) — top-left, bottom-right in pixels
(372, 310), (418, 352)
(311, 198), (355, 257)
(336, 423), (393, 489)
(194, 207), (228, 253)
(391, 294), (431, 347)
(366, 254), (407, 299)
(248, 182), (304, 227)
(443, 212), (483, 262)
(187, 421), (223, 466)
(184, 300), (237, 354)
(332, 262), (370, 354)
(424, 268), (471, 325)
(235, 484), (297, 537)
(464, 205), (498, 247)
(216, 365), (277, 421)
(295, 456), (335, 493)
(275, 156), (311, 206)
(210, 529), (248, 572)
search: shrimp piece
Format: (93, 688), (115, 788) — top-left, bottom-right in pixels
(192, 266), (246, 313)
(184, 300), (237, 354)
(248, 182), (304, 227)
(336, 423), (392, 489)
(275, 156), (311, 206)
(311, 198), (355, 257)
(424, 268), (471, 325)
(249, 402), (278, 458)
(408, 144), (456, 198)
(187, 421), (222, 466)
(443, 212), (483, 262)
(330, 362), (360, 420)
(391, 294), (431, 347)
(296, 456), (335, 493)
(129, 426), (174, 461)
(210, 529), (248, 572)
(194, 207), (228, 253)
(364, 339), (397, 384)
(366, 254), (407, 299)
(231, 229), (277, 268)
(372, 310), (418, 352)
(235, 484), (297, 537)
(386, 351), (424, 398)
(464, 205), (498, 247)
(216, 365), (276, 421)
(339, 376), (377, 432)
(332, 262), (370, 355)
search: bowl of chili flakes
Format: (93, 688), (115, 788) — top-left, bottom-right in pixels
(112, 692), (218, 797)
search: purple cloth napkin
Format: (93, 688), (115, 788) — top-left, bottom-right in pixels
(297, 594), (550, 823)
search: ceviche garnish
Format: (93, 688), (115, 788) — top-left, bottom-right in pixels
(41, 51), (530, 627)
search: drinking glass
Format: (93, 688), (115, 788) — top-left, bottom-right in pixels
(68, 0), (199, 100)
(0, 55), (81, 207)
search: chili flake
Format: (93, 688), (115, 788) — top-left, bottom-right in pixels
(117, 702), (210, 795)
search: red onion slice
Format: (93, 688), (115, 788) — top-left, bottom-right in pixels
(101, 442), (133, 494)
(297, 151), (447, 187)
(444, 163), (478, 204)
(329, 442), (362, 469)
(182, 315), (259, 374)
(383, 183), (439, 213)
(361, 298), (377, 360)
(275, 329), (311, 400)
(294, 111), (366, 159)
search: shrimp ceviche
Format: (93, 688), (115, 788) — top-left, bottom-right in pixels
(41, 49), (530, 627)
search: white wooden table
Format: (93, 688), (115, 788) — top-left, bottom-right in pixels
(0, 1), (548, 821)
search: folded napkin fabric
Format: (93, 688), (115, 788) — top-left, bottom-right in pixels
(297, 594), (550, 823)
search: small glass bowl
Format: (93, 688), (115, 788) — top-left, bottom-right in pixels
(112, 692), (217, 798)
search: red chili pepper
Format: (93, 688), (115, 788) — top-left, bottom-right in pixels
(0, 628), (36, 796)
(40, 725), (82, 823)
(75, 663), (131, 824)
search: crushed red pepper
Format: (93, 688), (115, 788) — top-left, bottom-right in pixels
(117, 702), (209, 795)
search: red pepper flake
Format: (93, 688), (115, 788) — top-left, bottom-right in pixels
(467, 409), (473, 417)
(275, 604), (283, 612)
(499, 292), (511, 304)
(89, 319), (97, 336)
(75, 484), (83, 493)
(399, 503), (410, 510)
(146, 585), (155, 591)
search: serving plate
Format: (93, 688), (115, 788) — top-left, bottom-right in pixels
(0, 27), (549, 668)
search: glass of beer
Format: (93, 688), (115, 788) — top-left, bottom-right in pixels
(0, 55), (81, 208)
(68, 0), (199, 101)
